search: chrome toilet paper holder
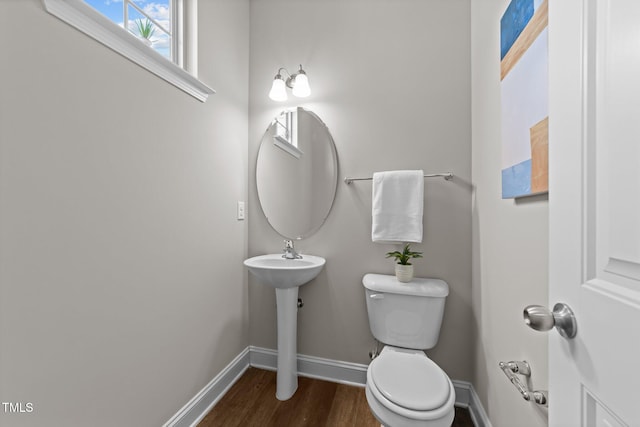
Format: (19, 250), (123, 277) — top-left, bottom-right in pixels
(498, 360), (548, 406)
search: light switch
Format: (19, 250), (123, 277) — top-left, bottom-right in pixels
(237, 201), (245, 220)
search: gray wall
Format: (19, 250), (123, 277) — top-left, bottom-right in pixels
(248, 0), (473, 382)
(0, 1), (249, 426)
(471, 1), (549, 426)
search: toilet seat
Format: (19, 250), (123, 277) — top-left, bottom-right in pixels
(371, 347), (450, 411)
(366, 347), (455, 421)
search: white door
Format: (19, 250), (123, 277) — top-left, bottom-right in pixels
(549, 0), (640, 425)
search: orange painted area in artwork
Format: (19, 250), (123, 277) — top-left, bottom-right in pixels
(530, 116), (549, 194)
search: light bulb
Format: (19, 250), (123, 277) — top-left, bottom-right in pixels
(269, 77), (287, 101)
(292, 73), (310, 98)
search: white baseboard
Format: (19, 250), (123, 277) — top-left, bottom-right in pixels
(452, 380), (493, 427)
(162, 348), (250, 427)
(249, 345), (368, 387)
(164, 346), (491, 427)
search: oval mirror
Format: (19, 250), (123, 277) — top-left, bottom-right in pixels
(256, 107), (338, 239)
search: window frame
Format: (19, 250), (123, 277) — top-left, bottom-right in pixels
(43, 0), (214, 102)
(123, 0), (177, 63)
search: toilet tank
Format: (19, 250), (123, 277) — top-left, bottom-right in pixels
(363, 273), (449, 350)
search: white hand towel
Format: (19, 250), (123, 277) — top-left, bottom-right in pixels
(372, 170), (424, 243)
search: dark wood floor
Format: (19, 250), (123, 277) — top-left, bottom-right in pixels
(198, 367), (474, 427)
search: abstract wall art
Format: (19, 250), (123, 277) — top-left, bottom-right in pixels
(500, 0), (549, 198)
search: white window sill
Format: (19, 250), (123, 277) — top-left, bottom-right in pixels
(43, 0), (215, 102)
(273, 136), (304, 159)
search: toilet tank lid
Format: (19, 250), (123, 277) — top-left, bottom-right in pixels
(362, 274), (449, 297)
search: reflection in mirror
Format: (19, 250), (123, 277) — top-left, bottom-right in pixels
(272, 110), (302, 158)
(256, 107), (338, 240)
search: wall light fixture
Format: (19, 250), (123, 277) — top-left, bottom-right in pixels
(269, 65), (311, 101)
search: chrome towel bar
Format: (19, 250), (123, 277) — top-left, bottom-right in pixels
(344, 172), (453, 185)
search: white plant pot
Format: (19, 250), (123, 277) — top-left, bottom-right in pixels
(395, 264), (414, 283)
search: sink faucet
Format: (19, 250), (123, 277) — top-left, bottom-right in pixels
(282, 239), (302, 259)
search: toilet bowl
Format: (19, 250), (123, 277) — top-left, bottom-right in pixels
(365, 346), (455, 427)
(362, 274), (454, 427)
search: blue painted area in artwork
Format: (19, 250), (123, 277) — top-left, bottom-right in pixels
(500, 0), (534, 60)
(502, 159), (531, 198)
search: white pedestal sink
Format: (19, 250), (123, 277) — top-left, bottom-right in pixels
(244, 254), (326, 400)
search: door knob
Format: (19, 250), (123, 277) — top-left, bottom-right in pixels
(523, 303), (577, 339)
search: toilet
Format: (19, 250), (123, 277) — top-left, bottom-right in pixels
(363, 273), (455, 427)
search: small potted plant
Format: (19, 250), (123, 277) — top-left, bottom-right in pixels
(386, 243), (423, 283)
(135, 19), (156, 46)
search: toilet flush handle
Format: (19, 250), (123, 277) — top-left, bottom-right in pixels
(369, 293), (385, 300)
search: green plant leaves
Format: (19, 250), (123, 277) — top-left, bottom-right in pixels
(385, 243), (423, 265)
(135, 19), (156, 40)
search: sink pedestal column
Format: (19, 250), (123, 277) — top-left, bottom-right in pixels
(275, 287), (299, 400)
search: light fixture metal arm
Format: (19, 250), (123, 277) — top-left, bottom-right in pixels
(276, 67), (290, 79)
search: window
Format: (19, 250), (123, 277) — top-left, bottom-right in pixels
(43, 0), (214, 102)
(84, 0), (176, 63)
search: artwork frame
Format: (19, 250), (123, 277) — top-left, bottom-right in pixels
(500, 0), (549, 199)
